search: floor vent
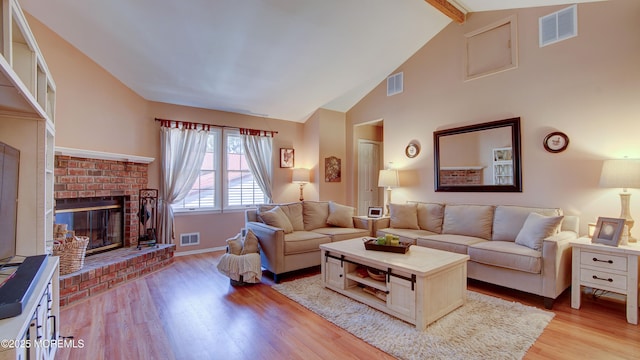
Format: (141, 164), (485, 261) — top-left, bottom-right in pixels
(180, 232), (200, 246)
(387, 72), (403, 96)
(539, 5), (577, 47)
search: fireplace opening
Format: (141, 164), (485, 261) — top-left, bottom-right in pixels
(55, 196), (125, 255)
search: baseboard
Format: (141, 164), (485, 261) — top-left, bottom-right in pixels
(174, 246), (226, 257)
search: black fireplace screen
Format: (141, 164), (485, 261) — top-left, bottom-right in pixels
(55, 197), (124, 255)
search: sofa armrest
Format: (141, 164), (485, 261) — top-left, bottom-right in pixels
(352, 216), (369, 231)
(245, 221), (285, 275)
(541, 230), (577, 298)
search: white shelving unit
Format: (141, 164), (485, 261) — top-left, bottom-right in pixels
(492, 147), (513, 185)
(0, 1), (59, 357)
(0, 0), (56, 256)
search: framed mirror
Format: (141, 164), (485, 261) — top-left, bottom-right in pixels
(434, 117), (522, 192)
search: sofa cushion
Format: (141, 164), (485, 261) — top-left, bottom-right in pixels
(260, 202), (304, 231)
(312, 227), (369, 242)
(492, 205), (562, 241)
(416, 202), (444, 233)
(226, 233), (243, 255)
(241, 229), (260, 254)
(417, 234), (486, 255)
(303, 201), (330, 230)
(389, 203), (419, 229)
(468, 241), (542, 274)
(283, 231), (331, 255)
(442, 204), (494, 240)
(515, 213), (564, 251)
(326, 201), (355, 228)
(259, 206), (294, 234)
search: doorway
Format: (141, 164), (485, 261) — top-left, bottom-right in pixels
(354, 120), (384, 215)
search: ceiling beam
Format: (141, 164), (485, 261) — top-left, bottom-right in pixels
(425, 0), (466, 24)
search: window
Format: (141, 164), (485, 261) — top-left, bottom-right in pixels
(225, 132), (266, 209)
(172, 129), (267, 212)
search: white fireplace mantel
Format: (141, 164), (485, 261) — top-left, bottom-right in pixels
(55, 146), (155, 164)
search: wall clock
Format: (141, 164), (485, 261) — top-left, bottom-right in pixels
(543, 132), (569, 153)
(405, 142), (420, 158)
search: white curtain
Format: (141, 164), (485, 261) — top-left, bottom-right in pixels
(158, 126), (209, 243)
(241, 134), (273, 203)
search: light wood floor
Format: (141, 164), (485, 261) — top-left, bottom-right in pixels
(56, 252), (640, 360)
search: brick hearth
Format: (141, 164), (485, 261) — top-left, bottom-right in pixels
(59, 244), (175, 307)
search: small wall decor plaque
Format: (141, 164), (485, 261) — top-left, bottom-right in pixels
(325, 156), (341, 182)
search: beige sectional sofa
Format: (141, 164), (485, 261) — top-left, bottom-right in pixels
(376, 202), (579, 308)
(245, 201), (369, 282)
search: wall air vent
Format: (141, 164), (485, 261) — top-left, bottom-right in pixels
(539, 5), (577, 47)
(180, 232), (200, 246)
(386, 72), (403, 96)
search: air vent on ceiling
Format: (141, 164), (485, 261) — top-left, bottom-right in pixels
(387, 72), (403, 96)
(539, 5), (577, 47)
(180, 232), (200, 246)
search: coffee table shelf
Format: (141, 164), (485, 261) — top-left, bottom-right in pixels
(320, 238), (469, 330)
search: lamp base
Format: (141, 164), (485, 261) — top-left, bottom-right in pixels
(620, 192), (635, 243)
(298, 184), (306, 202)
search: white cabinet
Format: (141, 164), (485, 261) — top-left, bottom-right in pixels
(0, 0), (56, 256)
(0, 257), (60, 360)
(324, 257), (345, 290)
(571, 238), (640, 324)
(492, 147), (513, 185)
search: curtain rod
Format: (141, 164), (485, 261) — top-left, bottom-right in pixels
(154, 118), (278, 137)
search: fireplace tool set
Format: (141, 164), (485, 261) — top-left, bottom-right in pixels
(138, 188), (159, 249)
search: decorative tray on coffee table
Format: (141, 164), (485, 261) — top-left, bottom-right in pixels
(363, 238), (411, 254)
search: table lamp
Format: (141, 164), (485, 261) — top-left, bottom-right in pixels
(292, 168), (310, 201)
(378, 169), (399, 216)
(599, 158), (640, 242)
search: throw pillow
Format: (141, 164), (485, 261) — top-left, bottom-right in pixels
(416, 202), (445, 233)
(303, 201), (330, 230)
(326, 201), (355, 228)
(389, 203), (419, 230)
(226, 233), (243, 255)
(241, 229), (260, 254)
(515, 212), (564, 251)
(259, 206), (294, 234)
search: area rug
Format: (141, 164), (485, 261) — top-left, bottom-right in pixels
(272, 275), (554, 360)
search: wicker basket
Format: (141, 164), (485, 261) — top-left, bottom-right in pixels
(53, 236), (89, 275)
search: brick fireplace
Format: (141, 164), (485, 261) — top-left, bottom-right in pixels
(54, 151), (175, 307)
(54, 155), (148, 248)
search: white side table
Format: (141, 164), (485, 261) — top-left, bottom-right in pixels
(570, 237), (640, 324)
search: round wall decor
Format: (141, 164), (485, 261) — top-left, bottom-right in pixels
(405, 142), (420, 158)
(543, 132), (569, 153)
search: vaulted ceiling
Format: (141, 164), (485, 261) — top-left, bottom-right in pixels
(21, 0), (601, 122)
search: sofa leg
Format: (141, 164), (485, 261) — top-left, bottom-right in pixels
(543, 297), (554, 309)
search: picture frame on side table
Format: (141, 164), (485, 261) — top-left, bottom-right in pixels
(368, 207), (383, 218)
(280, 148), (294, 168)
(591, 217), (625, 246)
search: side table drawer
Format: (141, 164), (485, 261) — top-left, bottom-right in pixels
(580, 268), (627, 291)
(580, 250), (627, 272)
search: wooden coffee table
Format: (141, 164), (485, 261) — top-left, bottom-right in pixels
(320, 238), (469, 330)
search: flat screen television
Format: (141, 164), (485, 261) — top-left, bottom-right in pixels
(0, 141), (20, 264)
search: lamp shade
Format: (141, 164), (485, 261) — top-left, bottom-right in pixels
(599, 159), (640, 190)
(292, 168), (310, 183)
(378, 169), (399, 188)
